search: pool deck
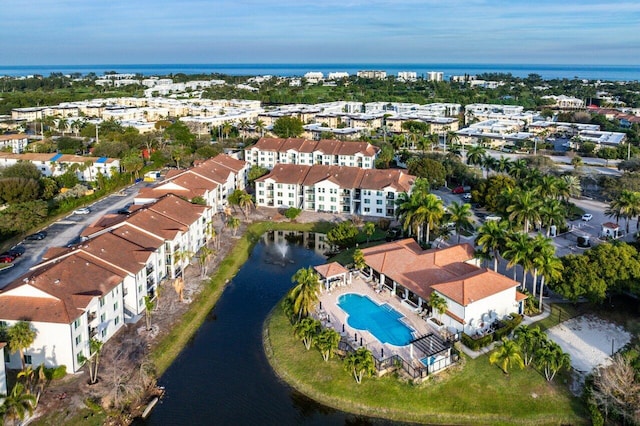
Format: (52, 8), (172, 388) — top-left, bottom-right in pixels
(317, 273), (438, 366)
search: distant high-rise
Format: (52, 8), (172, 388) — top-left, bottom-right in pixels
(427, 71), (444, 82)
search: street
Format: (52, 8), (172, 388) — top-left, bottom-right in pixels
(0, 182), (146, 289)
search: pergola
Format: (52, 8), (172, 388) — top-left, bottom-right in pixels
(314, 262), (350, 291)
(409, 333), (451, 359)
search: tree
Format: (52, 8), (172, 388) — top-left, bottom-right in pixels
(592, 354), (640, 424)
(237, 191), (255, 219)
(284, 207), (302, 221)
(554, 254), (606, 303)
(237, 118), (250, 141)
(489, 338), (524, 374)
(506, 189), (541, 233)
(535, 249), (563, 311)
(288, 267), (320, 321)
(476, 220), (509, 272)
(8, 321), (37, 370)
(227, 216), (241, 236)
(327, 221), (359, 249)
(429, 292), (447, 323)
(315, 328), (341, 361)
(247, 165), (269, 184)
(1, 383), (36, 424)
(353, 248), (366, 270)
(466, 145), (486, 172)
(293, 317), (321, 350)
(272, 116), (304, 138)
(164, 120), (196, 147)
(503, 232), (534, 288)
(0, 178), (40, 204)
(447, 201), (474, 244)
(514, 325), (545, 366)
(197, 246), (214, 278)
(144, 295), (156, 331)
(254, 119), (266, 137)
(363, 222), (375, 243)
(407, 157), (446, 187)
(121, 152), (144, 182)
(344, 347), (376, 384)
(0, 161), (42, 181)
(87, 337), (104, 385)
(535, 341), (570, 382)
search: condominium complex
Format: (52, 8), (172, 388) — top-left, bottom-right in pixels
(255, 164), (415, 218)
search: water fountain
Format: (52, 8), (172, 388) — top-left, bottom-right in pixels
(265, 240), (295, 266)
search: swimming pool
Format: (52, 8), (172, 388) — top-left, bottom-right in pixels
(337, 293), (414, 346)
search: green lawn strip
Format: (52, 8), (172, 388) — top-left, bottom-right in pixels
(535, 303), (584, 332)
(264, 305), (587, 425)
(150, 220), (323, 375)
(30, 407), (106, 426)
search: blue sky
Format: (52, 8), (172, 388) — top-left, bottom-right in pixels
(2, 0), (639, 65)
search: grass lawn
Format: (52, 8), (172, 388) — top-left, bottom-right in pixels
(265, 306), (588, 425)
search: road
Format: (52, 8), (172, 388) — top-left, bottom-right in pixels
(0, 182), (146, 289)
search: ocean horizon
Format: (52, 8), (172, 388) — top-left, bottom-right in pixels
(1, 63), (639, 81)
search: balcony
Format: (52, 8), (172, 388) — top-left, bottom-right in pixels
(89, 327), (98, 338)
(87, 311), (97, 323)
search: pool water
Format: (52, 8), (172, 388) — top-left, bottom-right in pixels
(420, 356), (436, 366)
(337, 293), (414, 346)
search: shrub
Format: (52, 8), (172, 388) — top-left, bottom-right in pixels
(461, 333), (493, 351)
(284, 207), (302, 220)
(377, 218), (391, 230)
(45, 365), (67, 380)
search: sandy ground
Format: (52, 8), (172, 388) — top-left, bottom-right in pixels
(546, 314), (631, 374)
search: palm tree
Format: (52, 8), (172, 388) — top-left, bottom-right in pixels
(539, 199), (566, 237)
(85, 337), (104, 385)
(466, 145), (486, 170)
(507, 159), (528, 180)
(353, 248), (366, 271)
(1, 383), (36, 424)
(447, 201), (474, 244)
(197, 246), (214, 278)
(227, 216), (241, 236)
(503, 232), (533, 287)
(507, 189), (541, 233)
(237, 118), (250, 141)
(288, 267), (320, 321)
(489, 338), (524, 374)
(416, 193), (445, 245)
(536, 176), (560, 200)
(496, 156), (511, 174)
(293, 317), (321, 350)
(254, 119), (266, 137)
(529, 234), (555, 297)
(344, 347), (376, 384)
(221, 121), (233, 140)
(363, 222), (375, 243)
(475, 220), (508, 272)
(560, 175), (582, 201)
(535, 341), (570, 381)
(429, 291), (448, 323)
(57, 117), (68, 136)
(514, 325), (545, 366)
(315, 328), (341, 361)
(237, 192), (255, 219)
(144, 295), (155, 331)
(536, 250), (563, 312)
(8, 321), (37, 370)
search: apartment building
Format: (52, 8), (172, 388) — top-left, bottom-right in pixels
(244, 138), (379, 170)
(0, 152), (120, 181)
(0, 133), (29, 153)
(357, 70), (387, 79)
(255, 164), (415, 218)
(135, 154), (248, 210)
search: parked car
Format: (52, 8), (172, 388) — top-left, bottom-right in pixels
(452, 186), (471, 194)
(0, 254), (14, 263)
(462, 193), (472, 200)
(25, 231), (47, 241)
(117, 204), (132, 215)
(581, 213), (593, 221)
(0, 252), (17, 261)
(7, 247), (25, 257)
(485, 215), (502, 222)
(73, 207), (91, 215)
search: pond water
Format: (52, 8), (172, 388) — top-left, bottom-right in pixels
(138, 231), (400, 425)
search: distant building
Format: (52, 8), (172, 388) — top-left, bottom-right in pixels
(427, 72), (444, 82)
(328, 72), (349, 80)
(397, 72), (417, 82)
(304, 72), (324, 84)
(357, 70), (387, 80)
(541, 95), (585, 109)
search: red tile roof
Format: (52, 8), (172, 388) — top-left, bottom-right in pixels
(314, 262), (348, 279)
(249, 137), (379, 156)
(362, 239), (518, 305)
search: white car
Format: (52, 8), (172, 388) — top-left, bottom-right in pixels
(581, 213), (593, 221)
(462, 193), (472, 200)
(73, 207), (91, 215)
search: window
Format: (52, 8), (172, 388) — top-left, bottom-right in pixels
(364, 199), (370, 204)
(377, 208), (383, 213)
(100, 313), (106, 323)
(258, 190), (264, 195)
(318, 196), (324, 201)
(277, 192), (283, 197)
(75, 335), (82, 346)
(377, 191), (383, 196)
(138, 284), (143, 293)
(114, 316), (120, 326)
(24, 355), (32, 365)
(330, 197), (336, 202)
(364, 207), (370, 213)
(99, 298), (105, 307)
(288, 193), (294, 198)
(101, 329), (107, 338)
(139, 298), (143, 306)
(376, 199), (383, 205)
(277, 184), (283, 189)
(74, 318), (81, 329)
(113, 301), (118, 311)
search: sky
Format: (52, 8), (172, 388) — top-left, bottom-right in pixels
(2, 0), (639, 65)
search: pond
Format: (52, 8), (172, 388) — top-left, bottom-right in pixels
(138, 231), (399, 425)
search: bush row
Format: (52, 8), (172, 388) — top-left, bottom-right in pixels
(461, 313), (523, 351)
